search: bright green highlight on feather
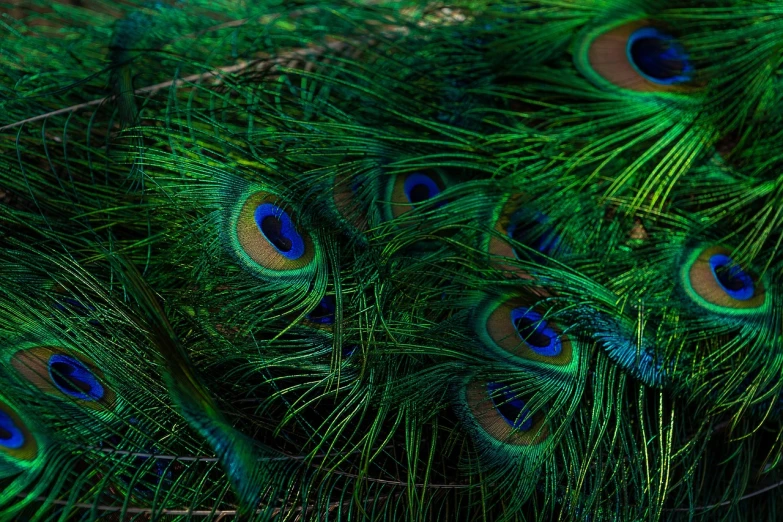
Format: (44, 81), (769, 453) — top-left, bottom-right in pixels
(115, 257), (265, 510)
(4, 0), (783, 517)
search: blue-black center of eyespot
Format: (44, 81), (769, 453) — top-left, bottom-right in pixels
(52, 297), (101, 326)
(53, 297), (96, 316)
(403, 173), (442, 204)
(487, 382), (533, 431)
(511, 307), (562, 357)
(48, 354), (105, 401)
(254, 203), (306, 260)
(307, 295), (336, 325)
(709, 253), (754, 300)
(349, 177), (363, 195)
(627, 27), (693, 85)
(0, 410), (25, 449)
(507, 212), (560, 259)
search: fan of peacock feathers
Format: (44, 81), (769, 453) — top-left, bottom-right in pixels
(1, 0), (783, 520)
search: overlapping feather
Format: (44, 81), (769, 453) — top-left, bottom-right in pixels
(1, 0), (783, 520)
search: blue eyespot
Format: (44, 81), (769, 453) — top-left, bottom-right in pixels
(53, 297), (96, 315)
(709, 253), (754, 301)
(307, 295), (336, 325)
(487, 382), (533, 431)
(254, 203), (306, 260)
(627, 28), (693, 85)
(53, 298), (101, 326)
(0, 410), (25, 449)
(511, 307), (562, 357)
(48, 354), (105, 401)
(507, 211), (561, 258)
(349, 177), (363, 194)
(403, 173), (442, 205)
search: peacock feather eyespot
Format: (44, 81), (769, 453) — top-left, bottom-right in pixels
(681, 245), (768, 314)
(488, 198), (563, 275)
(461, 379), (548, 446)
(306, 295), (337, 326)
(403, 173), (442, 205)
(47, 354), (105, 402)
(627, 28), (692, 85)
(51, 296), (101, 326)
(231, 189), (318, 280)
(384, 171), (449, 221)
(505, 211), (562, 260)
(487, 382), (534, 431)
(708, 254), (754, 300)
(331, 174), (369, 233)
(575, 20), (696, 94)
(253, 203), (305, 260)
(510, 307), (562, 357)
(0, 410), (25, 450)
(476, 295), (576, 371)
(0, 402), (38, 461)
(10, 347), (117, 410)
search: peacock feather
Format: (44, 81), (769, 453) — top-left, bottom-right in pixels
(2, 0), (783, 520)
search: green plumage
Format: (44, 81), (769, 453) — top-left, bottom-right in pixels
(1, 0), (783, 520)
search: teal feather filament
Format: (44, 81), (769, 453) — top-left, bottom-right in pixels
(591, 314), (667, 389)
(3, 0), (783, 517)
